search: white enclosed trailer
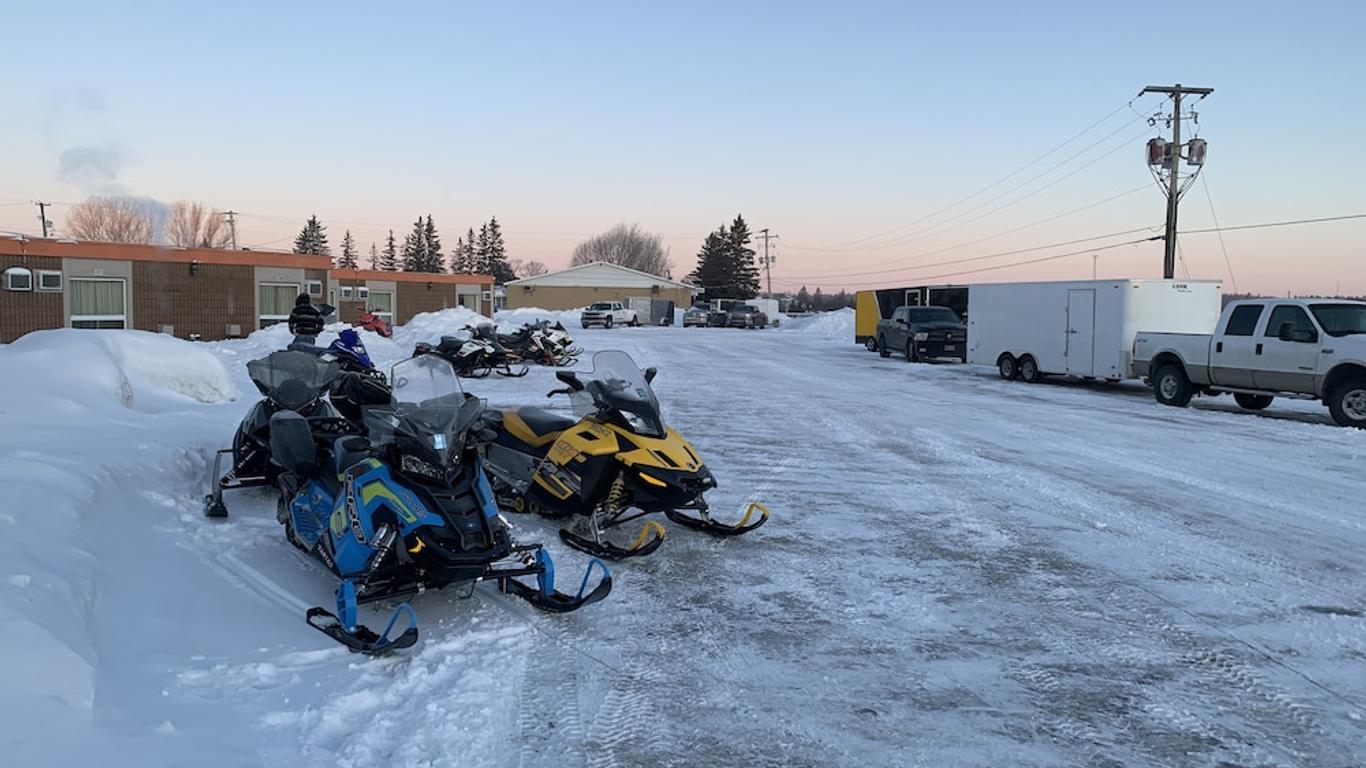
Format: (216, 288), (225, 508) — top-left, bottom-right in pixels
(965, 279), (1223, 382)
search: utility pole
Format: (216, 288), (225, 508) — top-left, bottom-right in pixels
(1140, 83), (1213, 279)
(755, 228), (779, 297)
(222, 210), (238, 250)
(33, 201), (51, 238)
(1092, 253), (1099, 280)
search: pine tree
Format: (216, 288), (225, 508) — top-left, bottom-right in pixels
(368, 243), (379, 271)
(380, 230), (399, 271)
(450, 237), (468, 273)
(337, 230), (359, 269)
(463, 228), (479, 273)
(483, 216), (515, 284)
(293, 215), (330, 256)
(423, 215), (443, 273)
(687, 225), (731, 301)
(401, 217), (424, 271)
(473, 223), (491, 275)
(726, 214), (761, 299)
(796, 285), (811, 311)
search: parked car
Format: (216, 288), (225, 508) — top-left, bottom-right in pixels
(875, 305), (966, 362)
(683, 305), (710, 327)
(727, 305), (769, 329)
(1133, 298), (1366, 428)
(580, 301), (640, 329)
(966, 279), (1223, 383)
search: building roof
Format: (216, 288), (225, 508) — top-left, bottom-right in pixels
(330, 268), (492, 285)
(506, 261), (696, 290)
(3, 236), (331, 270)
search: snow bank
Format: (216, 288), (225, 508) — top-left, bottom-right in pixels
(493, 306), (582, 330)
(392, 307), (492, 349)
(778, 308), (855, 341)
(0, 329), (235, 412)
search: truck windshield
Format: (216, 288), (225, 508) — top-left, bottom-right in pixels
(589, 303), (614, 311)
(907, 307), (961, 323)
(1309, 304), (1366, 337)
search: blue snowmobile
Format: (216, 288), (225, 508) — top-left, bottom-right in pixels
(211, 350), (612, 654)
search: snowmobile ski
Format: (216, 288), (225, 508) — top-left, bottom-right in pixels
(305, 580), (419, 655)
(498, 550), (613, 613)
(559, 519), (667, 560)
(665, 501), (770, 537)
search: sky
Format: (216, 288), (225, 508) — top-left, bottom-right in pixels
(2, 0), (1364, 295)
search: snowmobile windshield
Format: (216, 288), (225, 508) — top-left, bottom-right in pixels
(367, 356), (473, 470)
(247, 350), (340, 412)
(571, 350), (665, 438)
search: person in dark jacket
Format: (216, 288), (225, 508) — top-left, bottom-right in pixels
(288, 292), (325, 344)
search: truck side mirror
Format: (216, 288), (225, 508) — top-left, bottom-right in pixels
(644, 367), (657, 383)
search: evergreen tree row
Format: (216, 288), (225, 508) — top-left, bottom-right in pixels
(295, 214), (517, 281)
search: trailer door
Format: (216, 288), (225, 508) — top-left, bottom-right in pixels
(1066, 289), (1096, 376)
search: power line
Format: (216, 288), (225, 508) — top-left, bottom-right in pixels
(1199, 173), (1237, 292)
(1179, 212), (1366, 235)
(780, 227), (1157, 281)
(799, 100), (1148, 250)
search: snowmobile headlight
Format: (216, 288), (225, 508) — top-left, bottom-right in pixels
(638, 471), (668, 488)
(914, 332), (930, 341)
(400, 453), (444, 481)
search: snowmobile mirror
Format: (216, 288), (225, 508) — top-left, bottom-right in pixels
(555, 370), (585, 391)
(318, 303), (336, 318)
(644, 367), (658, 384)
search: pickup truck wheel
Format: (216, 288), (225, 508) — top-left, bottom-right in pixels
(1019, 356), (1042, 383)
(1328, 379), (1366, 428)
(605, 317), (614, 329)
(1153, 363), (1194, 407)
(1233, 393), (1274, 411)
(877, 335), (890, 358)
(997, 354), (1018, 380)
(630, 317), (639, 327)
(905, 340), (920, 363)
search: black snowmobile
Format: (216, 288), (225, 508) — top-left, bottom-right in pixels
(209, 352), (612, 654)
(412, 325), (528, 379)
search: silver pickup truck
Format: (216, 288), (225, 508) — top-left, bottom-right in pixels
(1132, 298), (1366, 427)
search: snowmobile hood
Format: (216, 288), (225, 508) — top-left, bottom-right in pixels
(613, 425), (707, 475)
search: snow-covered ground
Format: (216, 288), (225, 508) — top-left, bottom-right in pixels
(3, 308), (1364, 767)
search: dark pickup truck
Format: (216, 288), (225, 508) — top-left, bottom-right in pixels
(876, 306), (967, 363)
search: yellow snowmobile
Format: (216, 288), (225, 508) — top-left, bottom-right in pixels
(481, 350), (769, 559)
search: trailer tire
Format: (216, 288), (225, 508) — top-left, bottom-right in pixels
(877, 335), (891, 358)
(1019, 355), (1043, 383)
(1153, 363), (1194, 408)
(1327, 377), (1366, 428)
(865, 338), (878, 352)
(997, 354), (1018, 380)
(1233, 393), (1274, 411)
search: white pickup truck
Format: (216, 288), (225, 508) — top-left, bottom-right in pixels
(579, 301), (640, 329)
(1132, 298), (1366, 427)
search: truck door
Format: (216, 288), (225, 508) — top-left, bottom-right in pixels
(1253, 304), (1321, 393)
(1065, 289), (1096, 376)
(889, 307), (908, 347)
(1210, 304), (1264, 388)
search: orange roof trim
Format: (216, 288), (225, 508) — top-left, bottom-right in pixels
(5, 237), (330, 269)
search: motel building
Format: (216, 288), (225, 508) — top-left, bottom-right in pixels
(0, 237), (493, 343)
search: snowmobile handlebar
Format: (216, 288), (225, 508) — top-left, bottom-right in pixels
(554, 370), (585, 391)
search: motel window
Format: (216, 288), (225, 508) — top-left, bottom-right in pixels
(4, 267), (32, 291)
(357, 286), (370, 301)
(70, 278), (127, 329)
(37, 270), (62, 291)
(258, 283), (299, 329)
(367, 291), (393, 321)
(340, 286), (354, 300)
(306, 279), (323, 298)
(457, 293), (478, 309)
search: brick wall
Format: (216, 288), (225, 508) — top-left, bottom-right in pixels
(0, 255), (65, 343)
(132, 261), (256, 340)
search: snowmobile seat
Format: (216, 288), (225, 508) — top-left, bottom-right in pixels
(502, 407), (576, 448)
(333, 435), (371, 475)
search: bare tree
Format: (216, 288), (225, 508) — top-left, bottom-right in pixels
(570, 223), (671, 277)
(509, 258), (549, 278)
(165, 201), (231, 248)
(64, 196), (155, 244)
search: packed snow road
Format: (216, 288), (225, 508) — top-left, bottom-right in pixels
(4, 315), (1364, 767)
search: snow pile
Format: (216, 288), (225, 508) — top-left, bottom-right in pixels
(391, 307), (492, 350)
(0, 329), (235, 412)
(778, 308), (855, 341)
(493, 306), (582, 330)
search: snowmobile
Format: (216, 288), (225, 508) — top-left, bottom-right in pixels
(204, 347), (353, 517)
(481, 350), (770, 559)
(497, 320), (580, 367)
(321, 329), (392, 425)
(354, 309), (392, 338)
(214, 352), (613, 654)
(412, 326), (528, 379)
